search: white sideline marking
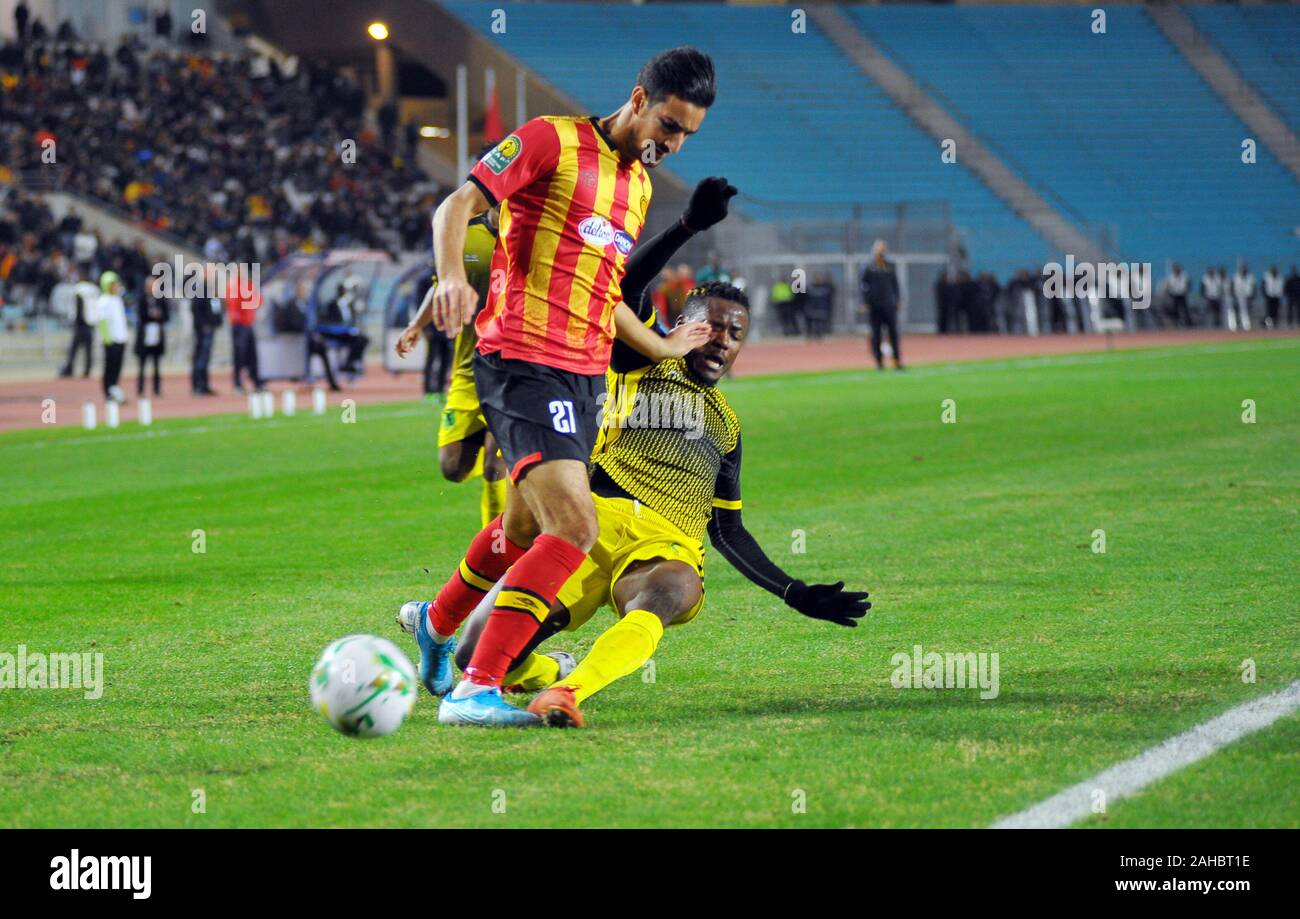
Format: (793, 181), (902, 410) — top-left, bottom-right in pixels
(726, 337), (1300, 391)
(992, 680), (1300, 829)
(3, 405), (430, 450)
(6, 338), (1298, 446)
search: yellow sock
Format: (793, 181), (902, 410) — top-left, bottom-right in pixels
(503, 652), (560, 692)
(480, 476), (507, 529)
(555, 609), (663, 704)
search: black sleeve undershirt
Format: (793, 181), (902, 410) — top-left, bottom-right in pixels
(467, 174), (498, 209)
(706, 438), (796, 599)
(610, 218), (695, 374)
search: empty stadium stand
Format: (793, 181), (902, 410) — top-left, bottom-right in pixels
(441, 1), (1053, 277)
(443, 1), (1299, 279)
(843, 4), (1298, 276)
(1184, 3), (1300, 132)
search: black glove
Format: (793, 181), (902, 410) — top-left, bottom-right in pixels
(681, 176), (738, 233)
(784, 580), (871, 627)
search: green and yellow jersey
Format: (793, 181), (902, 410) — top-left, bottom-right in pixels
(431, 214), (499, 380)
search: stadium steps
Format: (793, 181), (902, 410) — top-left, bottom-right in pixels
(807, 5), (1108, 264)
(1183, 4), (1300, 132)
(1148, 3), (1300, 183)
(838, 4), (1298, 274)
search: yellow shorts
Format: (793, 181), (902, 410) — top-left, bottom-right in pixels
(437, 368), (487, 449)
(555, 493), (706, 632)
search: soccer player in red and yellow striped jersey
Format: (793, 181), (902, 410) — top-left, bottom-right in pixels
(416, 48), (728, 725)
(468, 114), (654, 375)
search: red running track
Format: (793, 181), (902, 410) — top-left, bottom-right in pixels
(1, 329), (1294, 433)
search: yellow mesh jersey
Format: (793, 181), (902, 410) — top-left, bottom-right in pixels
(592, 358), (741, 542)
(431, 215), (498, 378)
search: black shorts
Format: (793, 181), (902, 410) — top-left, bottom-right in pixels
(472, 349), (603, 482)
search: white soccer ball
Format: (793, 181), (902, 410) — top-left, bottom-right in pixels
(310, 635), (417, 738)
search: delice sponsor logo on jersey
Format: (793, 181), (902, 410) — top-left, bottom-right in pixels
(578, 215), (615, 249)
(613, 231), (635, 256)
(482, 135), (522, 174)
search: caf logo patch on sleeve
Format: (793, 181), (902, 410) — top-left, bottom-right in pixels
(483, 135), (522, 174)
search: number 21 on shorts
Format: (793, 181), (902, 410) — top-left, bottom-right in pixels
(549, 399), (576, 434)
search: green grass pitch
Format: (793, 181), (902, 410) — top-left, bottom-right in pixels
(1, 338), (1297, 828)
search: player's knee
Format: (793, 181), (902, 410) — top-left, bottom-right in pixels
(483, 452), (508, 483)
(534, 494), (598, 550)
(553, 509), (598, 553)
(630, 570), (700, 626)
(439, 448), (468, 483)
(503, 501), (540, 546)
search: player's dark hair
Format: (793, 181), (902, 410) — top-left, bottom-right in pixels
(637, 47), (716, 108)
(683, 281), (748, 312)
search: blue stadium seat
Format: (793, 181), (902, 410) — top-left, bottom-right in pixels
(441, 1), (1050, 277)
(843, 4), (1299, 278)
(443, 2), (1298, 279)
(1184, 3), (1300, 131)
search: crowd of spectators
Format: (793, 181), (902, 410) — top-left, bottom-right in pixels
(0, 33), (440, 270)
(0, 185), (161, 325)
(4, 11), (1297, 382)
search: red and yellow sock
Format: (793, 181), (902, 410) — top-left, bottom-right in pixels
(427, 514), (526, 637)
(463, 534), (586, 687)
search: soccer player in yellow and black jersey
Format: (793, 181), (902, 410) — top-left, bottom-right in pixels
(397, 206), (508, 527)
(449, 251), (871, 728)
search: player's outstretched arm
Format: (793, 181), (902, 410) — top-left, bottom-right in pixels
(707, 439), (869, 627)
(680, 176), (738, 234)
(620, 176), (737, 305)
(430, 182), (489, 337)
(709, 507), (870, 628)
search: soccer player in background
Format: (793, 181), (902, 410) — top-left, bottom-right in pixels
(397, 197), (509, 526)
(226, 279), (265, 393)
(431, 280), (871, 727)
(415, 48), (723, 725)
(1285, 266), (1300, 328)
(1164, 263), (1190, 328)
(1261, 265), (1283, 329)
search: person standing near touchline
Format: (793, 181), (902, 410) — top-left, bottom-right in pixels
(96, 271), (129, 403)
(860, 239), (904, 371)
